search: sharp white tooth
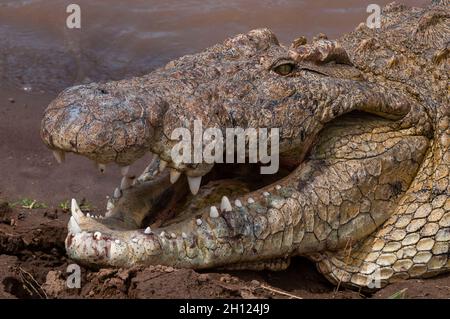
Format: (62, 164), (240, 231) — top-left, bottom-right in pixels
(71, 198), (83, 220)
(132, 237), (138, 243)
(170, 169), (181, 184)
(86, 213), (91, 218)
(115, 239), (121, 244)
(234, 199), (242, 207)
(52, 150), (65, 164)
(182, 232), (187, 239)
(160, 231), (166, 237)
(247, 198), (255, 204)
(275, 185), (281, 190)
(187, 176), (202, 195)
(120, 176), (132, 190)
(170, 233), (177, 239)
(159, 160), (168, 172)
(220, 196), (232, 212)
(106, 199), (115, 211)
(114, 188), (122, 199)
(68, 216), (81, 234)
(97, 163), (106, 173)
(121, 166), (130, 176)
(263, 192), (270, 197)
(209, 206), (219, 218)
(94, 231), (102, 240)
(196, 218), (202, 226)
(144, 227), (152, 234)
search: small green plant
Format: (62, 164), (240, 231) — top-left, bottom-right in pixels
(59, 200), (70, 211)
(12, 198), (48, 210)
(388, 288), (408, 299)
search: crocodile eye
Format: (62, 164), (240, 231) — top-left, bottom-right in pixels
(273, 63), (295, 76)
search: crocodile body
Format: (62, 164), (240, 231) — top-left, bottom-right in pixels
(41, 1), (449, 289)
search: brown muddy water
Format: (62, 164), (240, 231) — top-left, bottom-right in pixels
(0, 0), (429, 208)
(0, 0), (429, 92)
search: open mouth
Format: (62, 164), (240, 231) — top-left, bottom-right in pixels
(117, 161), (294, 229)
(67, 142), (300, 233)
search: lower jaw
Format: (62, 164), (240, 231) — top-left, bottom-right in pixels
(65, 157), (302, 268)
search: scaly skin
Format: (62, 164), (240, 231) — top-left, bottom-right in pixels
(40, 1), (449, 289)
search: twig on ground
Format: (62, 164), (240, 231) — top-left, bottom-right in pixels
(18, 267), (48, 299)
(260, 284), (303, 299)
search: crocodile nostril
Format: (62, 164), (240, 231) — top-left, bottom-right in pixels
(99, 89), (108, 94)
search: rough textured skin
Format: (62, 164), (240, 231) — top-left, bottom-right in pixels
(41, 1), (449, 290)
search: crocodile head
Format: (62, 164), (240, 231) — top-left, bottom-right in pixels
(41, 3), (449, 289)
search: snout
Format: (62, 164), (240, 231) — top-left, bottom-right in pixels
(40, 83), (154, 165)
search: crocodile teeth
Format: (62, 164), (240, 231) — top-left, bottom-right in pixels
(106, 199), (115, 211)
(121, 166), (130, 176)
(209, 206), (219, 218)
(114, 188), (122, 199)
(263, 192), (270, 197)
(52, 150), (65, 164)
(220, 196), (232, 212)
(187, 176), (202, 195)
(94, 231), (102, 240)
(196, 218), (202, 226)
(275, 185), (281, 190)
(234, 199), (242, 207)
(159, 160), (168, 172)
(71, 199), (84, 221)
(144, 227), (152, 234)
(247, 198), (255, 204)
(120, 176), (133, 190)
(86, 213), (91, 218)
(170, 169), (181, 184)
(68, 216), (81, 234)
(97, 163), (106, 173)
(170, 233), (177, 239)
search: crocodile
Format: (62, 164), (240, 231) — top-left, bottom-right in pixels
(40, 1), (449, 289)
